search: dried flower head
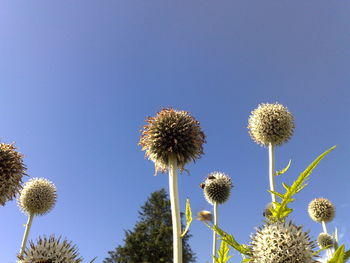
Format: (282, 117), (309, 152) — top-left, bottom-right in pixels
(203, 172), (232, 205)
(19, 235), (82, 263)
(139, 108), (205, 173)
(196, 210), (212, 222)
(0, 143), (27, 206)
(250, 221), (317, 263)
(18, 178), (57, 216)
(248, 103), (295, 147)
(317, 233), (333, 249)
(308, 198), (335, 223)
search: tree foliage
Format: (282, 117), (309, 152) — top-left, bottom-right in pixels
(104, 189), (196, 263)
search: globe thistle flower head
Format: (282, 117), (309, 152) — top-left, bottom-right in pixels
(308, 198), (335, 223)
(0, 143), (27, 206)
(139, 108), (206, 173)
(18, 178), (57, 216)
(250, 221), (318, 263)
(19, 235), (82, 263)
(203, 172), (232, 205)
(317, 233), (333, 249)
(196, 210), (212, 222)
(248, 103), (295, 147)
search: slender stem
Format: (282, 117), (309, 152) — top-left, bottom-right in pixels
(212, 202), (218, 263)
(268, 143), (276, 206)
(19, 213), (34, 258)
(322, 221), (328, 234)
(168, 156), (182, 263)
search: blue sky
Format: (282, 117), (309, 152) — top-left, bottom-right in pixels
(1, 1), (349, 262)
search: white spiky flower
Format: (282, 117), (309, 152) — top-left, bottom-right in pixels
(18, 178), (57, 216)
(248, 103), (295, 147)
(308, 198), (335, 223)
(250, 221), (318, 263)
(19, 235), (82, 263)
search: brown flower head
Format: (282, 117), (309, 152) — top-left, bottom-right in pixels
(0, 143), (27, 206)
(248, 103), (295, 147)
(308, 198), (335, 223)
(139, 108), (205, 173)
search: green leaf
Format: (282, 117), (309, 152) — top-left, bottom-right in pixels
(181, 198), (192, 238)
(208, 224), (251, 256)
(328, 245), (345, 263)
(313, 245), (333, 256)
(275, 159), (292, 176)
(267, 190), (284, 199)
(269, 146), (336, 222)
(214, 240), (233, 263)
(89, 257), (97, 263)
(241, 259), (251, 263)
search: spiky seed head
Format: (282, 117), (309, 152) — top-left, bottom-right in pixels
(308, 198), (335, 223)
(196, 210), (212, 222)
(0, 143), (27, 206)
(18, 178), (57, 216)
(139, 108), (206, 173)
(317, 233), (333, 249)
(203, 172), (232, 205)
(18, 235), (82, 263)
(250, 221), (318, 263)
(248, 103), (295, 147)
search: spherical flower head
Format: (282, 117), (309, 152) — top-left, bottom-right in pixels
(248, 103), (295, 147)
(19, 235), (82, 263)
(250, 221), (317, 263)
(196, 210), (212, 222)
(203, 172), (232, 205)
(0, 143), (27, 206)
(308, 198), (335, 223)
(18, 178), (57, 216)
(139, 108), (206, 173)
(317, 233), (333, 249)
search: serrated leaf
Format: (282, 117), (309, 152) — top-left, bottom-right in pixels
(275, 159), (292, 176)
(267, 190), (284, 199)
(208, 225), (251, 256)
(327, 245), (345, 263)
(269, 146), (336, 222)
(214, 240), (233, 263)
(181, 198), (192, 238)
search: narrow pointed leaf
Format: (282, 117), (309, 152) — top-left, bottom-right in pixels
(181, 198), (192, 238)
(275, 159), (292, 176)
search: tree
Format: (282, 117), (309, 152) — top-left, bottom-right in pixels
(104, 189), (196, 263)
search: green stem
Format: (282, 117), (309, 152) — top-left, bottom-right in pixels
(268, 143), (276, 206)
(168, 156), (182, 263)
(19, 213), (34, 258)
(212, 202), (218, 263)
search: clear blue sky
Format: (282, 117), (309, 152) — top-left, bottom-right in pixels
(1, 1), (349, 262)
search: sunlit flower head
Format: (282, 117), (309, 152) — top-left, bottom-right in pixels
(308, 198), (335, 223)
(250, 221), (317, 263)
(18, 178), (57, 216)
(19, 235), (82, 263)
(248, 103), (294, 147)
(139, 108), (205, 173)
(0, 143), (27, 206)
